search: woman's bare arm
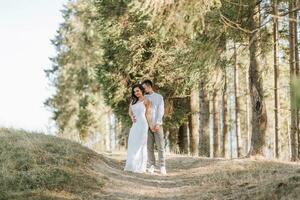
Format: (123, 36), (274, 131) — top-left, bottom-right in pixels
(144, 99), (153, 130)
(129, 102), (136, 123)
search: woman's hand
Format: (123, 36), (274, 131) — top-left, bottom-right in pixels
(131, 115), (136, 123)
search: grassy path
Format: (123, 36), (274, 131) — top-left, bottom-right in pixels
(1, 129), (300, 200)
(94, 152), (300, 200)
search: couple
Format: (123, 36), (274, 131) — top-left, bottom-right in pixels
(124, 80), (166, 175)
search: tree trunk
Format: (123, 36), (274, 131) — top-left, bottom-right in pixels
(215, 88), (223, 158)
(189, 84), (200, 156)
(273, 0), (280, 159)
(289, 0), (298, 161)
(248, 1), (267, 156)
(219, 78), (227, 158)
(234, 43), (241, 157)
(109, 112), (116, 151)
(178, 123), (189, 154)
(209, 91), (218, 158)
(169, 127), (179, 153)
(295, 1), (300, 160)
(295, 1), (300, 77)
(245, 61), (252, 155)
(224, 40), (239, 159)
(115, 119), (123, 150)
(199, 81), (210, 157)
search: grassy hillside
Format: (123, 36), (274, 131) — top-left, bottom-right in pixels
(1, 128), (300, 199)
(0, 128), (104, 200)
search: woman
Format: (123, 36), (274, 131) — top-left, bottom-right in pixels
(124, 84), (153, 173)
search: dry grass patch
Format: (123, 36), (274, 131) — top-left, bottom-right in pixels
(0, 128), (105, 200)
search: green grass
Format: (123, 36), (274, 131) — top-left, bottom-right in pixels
(0, 128), (104, 200)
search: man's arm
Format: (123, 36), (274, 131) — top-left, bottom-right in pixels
(155, 95), (164, 130)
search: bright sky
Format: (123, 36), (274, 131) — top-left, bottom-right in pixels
(0, 0), (67, 134)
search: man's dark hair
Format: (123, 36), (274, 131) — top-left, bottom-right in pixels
(142, 80), (153, 87)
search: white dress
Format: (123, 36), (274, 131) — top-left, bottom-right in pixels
(124, 101), (148, 173)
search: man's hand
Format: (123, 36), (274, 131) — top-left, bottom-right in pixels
(154, 124), (160, 132)
(150, 126), (155, 132)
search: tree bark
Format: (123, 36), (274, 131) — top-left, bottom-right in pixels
(178, 123), (189, 154)
(273, 0), (280, 159)
(220, 79), (227, 158)
(293, 0), (300, 160)
(199, 81), (210, 157)
(289, 0), (298, 161)
(189, 84), (200, 156)
(234, 43), (241, 157)
(169, 127), (179, 153)
(248, 1), (267, 156)
(209, 91), (218, 157)
(295, 2), (300, 160)
(224, 40), (239, 159)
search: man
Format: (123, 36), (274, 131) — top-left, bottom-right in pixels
(142, 80), (166, 175)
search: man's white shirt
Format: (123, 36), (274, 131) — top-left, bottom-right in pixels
(145, 92), (164, 126)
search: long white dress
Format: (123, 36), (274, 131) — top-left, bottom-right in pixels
(124, 101), (148, 173)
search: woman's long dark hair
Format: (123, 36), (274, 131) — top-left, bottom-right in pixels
(131, 84), (145, 105)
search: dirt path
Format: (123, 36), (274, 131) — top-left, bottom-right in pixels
(91, 152), (300, 200)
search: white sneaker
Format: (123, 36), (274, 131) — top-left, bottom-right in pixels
(160, 166), (167, 175)
(147, 165), (155, 174)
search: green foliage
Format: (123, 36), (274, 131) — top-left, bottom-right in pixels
(46, 0), (107, 139)
(92, 0), (227, 128)
(47, 0), (276, 141)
